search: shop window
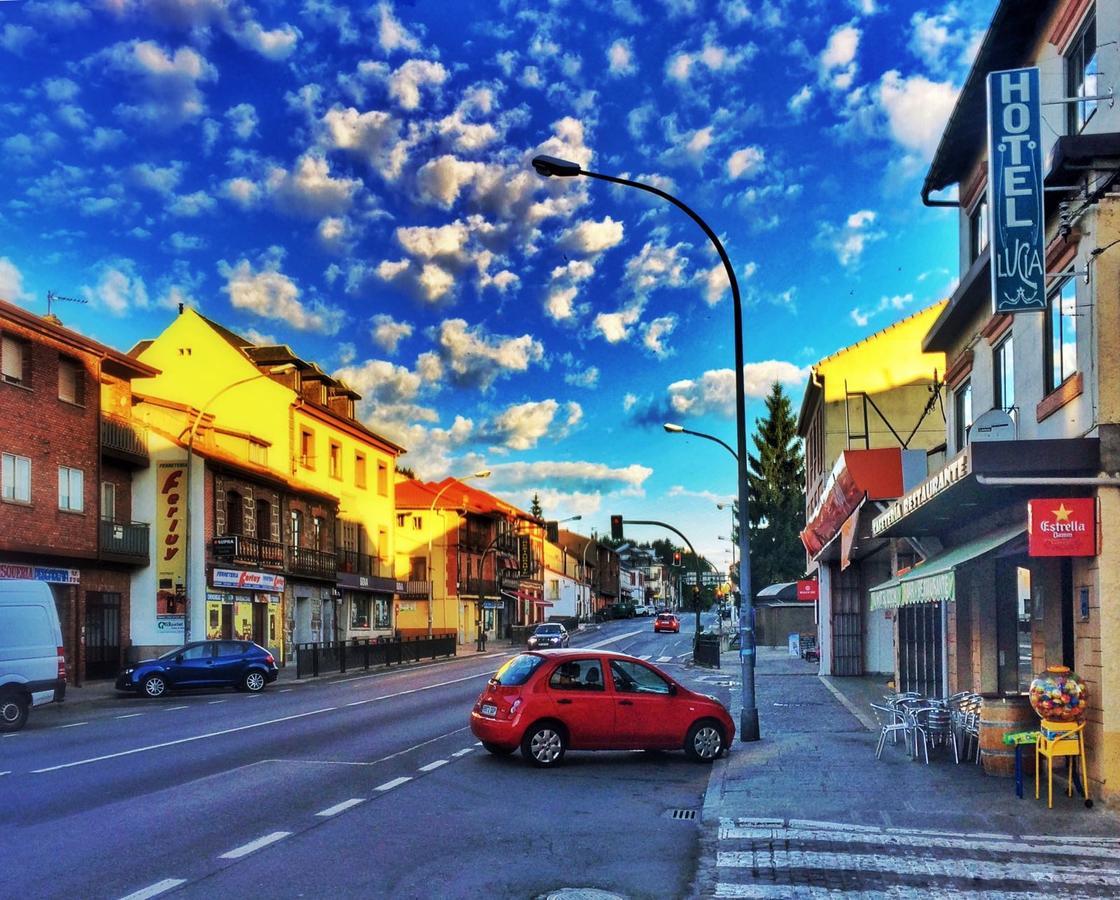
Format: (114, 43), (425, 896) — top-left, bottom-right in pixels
(226, 490), (244, 535)
(100, 481), (116, 521)
(1, 452), (30, 503)
(953, 380), (972, 451)
(374, 597), (391, 628)
(299, 428), (315, 468)
(1066, 11), (1097, 134)
(58, 465), (84, 512)
(1045, 276), (1078, 393)
(993, 335), (1014, 411)
(968, 197), (988, 263)
(377, 460), (388, 496)
(355, 452), (367, 488)
(58, 356), (84, 405)
(329, 441), (342, 479)
(350, 596), (372, 629)
(1, 334), (29, 386)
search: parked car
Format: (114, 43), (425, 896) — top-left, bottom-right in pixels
(634, 603), (655, 616)
(116, 640), (278, 697)
(0, 580), (67, 732)
(470, 649), (734, 767)
(527, 622), (569, 649)
(654, 613), (680, 633)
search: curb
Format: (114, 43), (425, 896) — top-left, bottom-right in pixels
(818, 674), (876, 731)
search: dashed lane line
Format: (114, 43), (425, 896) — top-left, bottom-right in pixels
(657, 656), (673, 662)
(116, 878), (187, 900)
(451, 747), (474, 757)
(163, 706), (188, 712)
(207, 699), (228, 704)
(115, 713), (143, 719)
(343, 670), (491, 708)
(316, 798), (366, 817)
(418, 759), (448, 772)
(219, 831), (291, 860)
(57, 722), (88, 729)
(375, 776), (412, 792)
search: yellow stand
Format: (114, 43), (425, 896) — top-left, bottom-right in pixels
(1034, 719), (1090, 809)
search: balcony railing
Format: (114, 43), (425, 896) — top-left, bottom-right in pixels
(99, 519), (150, 563)
(459, 578), (500, 599)
(100, 414), (149, 465)
(401, 580), (431, 599)
(289, 545), (337, 580)
(210, 534), (284, 570)
(336, 549), (391, 578)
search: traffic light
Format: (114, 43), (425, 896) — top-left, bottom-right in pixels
(692, 585), (701, 609)
(673, 551), (681, 565)
(610, 514), (624, 540)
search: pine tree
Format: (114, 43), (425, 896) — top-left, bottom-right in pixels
(529, 493), (543, 518)
(746, 382), (806, 590)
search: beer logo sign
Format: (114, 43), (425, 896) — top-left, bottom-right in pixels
(1028, 498), (1096, 557)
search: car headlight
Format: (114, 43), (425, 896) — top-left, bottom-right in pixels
(123, 668), (134, 675)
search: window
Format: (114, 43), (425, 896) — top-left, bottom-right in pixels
(350, 596), (371, 629)
(255, 499), (271, 541)
(412, 515), (423, 531)
(396, 513), (406, 528)
(300, 429), (315, 468)
(354, 452), (367, 488)
(610, 659), (671, 695)
(409, 556), (427, 581)
(993, 335), (1015, 410)
(290, 509), (303, 547)
(58, 357), (84, 404)
(1, 452), (30, 503)
(313, 515), (325, 550)
(248, 440), (268, 466)
(378, 527), (388, 565)
(1046, 276), (1078, 392)
(377, 460), (388, 496)
(329, 441), (342, 479)
(374, 597), (391, 629)
(58, 466), (84, 512)
(1066, 12), (1097, 134)
(968, 197), (988, 263)
(100, 481), (116, 521)
(549, 659), (604, 692)
(1, 335), (28, 386)
(226, 490), (244, 535)
(953, 380), (972, 451)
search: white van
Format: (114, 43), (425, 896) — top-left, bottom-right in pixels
(0, 580), (67, 731)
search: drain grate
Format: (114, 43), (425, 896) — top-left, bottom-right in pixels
(669, 808), (697, 820)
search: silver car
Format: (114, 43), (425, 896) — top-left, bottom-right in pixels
(527, 623), (569, 649)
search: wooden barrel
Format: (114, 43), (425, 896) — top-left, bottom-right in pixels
(980, 694), (1036, 777)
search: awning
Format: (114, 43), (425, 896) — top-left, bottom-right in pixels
(869, 522), (1026, 610)
(756, 582), (798, 603)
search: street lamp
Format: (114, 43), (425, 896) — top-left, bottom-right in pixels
(664, 422), (739, 462)
(533, 154), (759, 742)
(183, 363), (295, 646)
(427, 470), (491, 637)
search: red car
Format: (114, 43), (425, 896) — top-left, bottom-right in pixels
(654, 613), (680, 633)
(470, 649), (734, 767)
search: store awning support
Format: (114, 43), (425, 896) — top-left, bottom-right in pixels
(975, 475), (1120, 487)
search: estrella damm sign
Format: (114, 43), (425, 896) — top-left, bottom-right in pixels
(1028, 498), (1097, 557)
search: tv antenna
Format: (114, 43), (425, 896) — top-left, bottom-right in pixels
(46, 291), (87, 317)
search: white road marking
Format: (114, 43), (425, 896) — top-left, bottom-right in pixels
(57, 722), (88, 729)
(31, 707), (337, 773)
(2, 734), (18, 739)
(344, 671), (490, 708)
(0, 771), (10, 777)
(375, 776), (412, 791)
(657, 656), (673, 662)
(637, 654), (651, 660)
(279, 689), (293, 693)
(207, 699), (227, 705)
(115, 713), (143, 719)
(117, 878), (187, 900)
(316, 798), (365, 817)
(245, 693), (263, 698)
(163, 706), (188, 712)
(219, 831), (290, 860)
(586, 630), (643, 648)
(451, 747), (474, 757)
(418, 759), (448, 772)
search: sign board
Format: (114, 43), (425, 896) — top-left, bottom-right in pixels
(872, 453), (970, 536)
(211, 568), (286, 592)
(987, 67), (1046, 314)
(788, 633), (801, 658)
(211, 535), (239, 560)
(156, 614), (185, 637)
(969, 408), (1016, 442)
(156, 461), (188, 616)
(796, 580), (819, 601)
(1028, 498), (1096, 556)
(0, 564), (80, 584)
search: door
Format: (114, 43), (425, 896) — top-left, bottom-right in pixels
(167, 642), (217, 686)
(831, 564), (863, 676)
(252, 603), (267, 646)
(545, 657), (616, 748)
(84, 591), (121, 679)
(212, 640), (247, 685)
(609, 659), (681, 748)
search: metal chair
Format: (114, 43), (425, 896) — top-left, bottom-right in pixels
(869, 704), (911, 760)
(921, 706), (959, 763)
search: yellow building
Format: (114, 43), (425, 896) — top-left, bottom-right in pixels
(129, 308), (404, 658)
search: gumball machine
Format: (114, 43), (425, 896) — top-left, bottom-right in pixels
(1028, 665), (1087, 722)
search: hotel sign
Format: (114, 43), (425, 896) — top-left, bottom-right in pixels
(987, 67), (1046, 314)
(1028, 498), (1097, 556)
(872, 454), (970, 537)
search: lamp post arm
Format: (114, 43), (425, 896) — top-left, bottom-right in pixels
(679, 427), (739, 462)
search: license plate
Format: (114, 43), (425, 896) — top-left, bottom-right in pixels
(481, 703), (498, 717)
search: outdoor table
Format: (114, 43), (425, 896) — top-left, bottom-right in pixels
(1002, 730), (1039, 798)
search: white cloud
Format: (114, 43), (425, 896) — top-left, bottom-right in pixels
(877, 69), (958, 160)
(667, 361), (809, 417)
(44, 77), (80, 102)
(607, 38), (635, 76)
(167, 190), (216, 217)
(594, 305), (642, 343)
(625, 241), (689, 295)
(641, 315), (678, 359)
(0, 257), (32, 303)
(80, 258), (149, 315)
(727, 146), (765, 179)
(93, 40), (217, 128)
(377, 1), (422, 53)
(388, 59), (448, 110)
(429, 318), (545, 391)
(557, 216), (625, 256)
(218, 254), (344, 334)
(316, 216), (354, 254)
(265, 153), (361, 219)
(703, 260), (757, 306)
(370, 313), (414, 354)
(819, 23), (860, 91)
(84, 126), (127, 152)
(131, 162), (184, 195)
(817, 209), (885, 268)
(226, 103), (258, 140)
(224, 176), (260, 208)
(0, 25), (36, 55)
(416, 155), (485, 208)
(666, 31), (756, 84)
(850, 293), (915, 327)
(485, 399), (583, 450)
(788, 85), (813, 116)
(487, 460), (652, 494)
(565, 366), (599, 388)
(232, 20), (299, 60)
(320, 105), (409, 181)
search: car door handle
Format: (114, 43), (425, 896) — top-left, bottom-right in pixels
(557, 698), (573, 705)
(619, 700), (634, 706)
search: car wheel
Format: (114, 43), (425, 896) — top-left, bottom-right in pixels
(0, 693), (29, 732)
(521, 721), (566, 768)
(142, 674), (168, 698)
(242, 671), (267, 693)
(482, 741), (515, 756)
(685, 719), (725, 762)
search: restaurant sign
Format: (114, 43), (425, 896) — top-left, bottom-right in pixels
(987, 67), (1046, 314)
(872, 453), (970, 537)
(1028, 498), (1096, 557)
(796, 580), (819, 601)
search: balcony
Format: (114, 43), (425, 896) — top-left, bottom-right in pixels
(337, 549), (391, 577)
(459, 578), (500, 599)
(288, 545), (337, 581)
(99, 519), (150, 565)
(401, 580), (431, 599)
(100, 414), (149, 468)
(210, 534), (284, 570)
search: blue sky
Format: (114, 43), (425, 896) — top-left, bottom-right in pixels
(0, 0), (994, 569)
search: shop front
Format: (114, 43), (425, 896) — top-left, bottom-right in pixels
(288, 580), (337, 647)
(337, 569), (396, 641)
(207, 567), (284, 663)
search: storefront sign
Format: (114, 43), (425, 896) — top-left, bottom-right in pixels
(796, 580), (819, 601)
(872, 453), (970, 536)
(0, 564), (80, 584)
(517, 535), (533, 578)
(987, 67), (1045, 314)
(156, 614), (185, 636)
(156, 461), (188, 617)
(1028, 498), (1096, 556)
(211, 535), (239, 560)
(211, 568), (286, 592)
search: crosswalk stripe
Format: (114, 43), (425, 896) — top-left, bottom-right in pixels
(713, 884), (1057, 899)
(657, 656), (673, 662)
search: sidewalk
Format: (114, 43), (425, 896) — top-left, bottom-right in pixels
(697, 646), (1120, 897)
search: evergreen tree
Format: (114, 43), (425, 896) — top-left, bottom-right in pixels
(746, 382), (806, 590)
(529, 493), (543, 518)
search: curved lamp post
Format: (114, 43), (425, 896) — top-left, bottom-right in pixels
(183, 364), (294, 646)
(664, 422), (739, 462)
(532, 154), (759, 742)
(427, 470), (491, 637)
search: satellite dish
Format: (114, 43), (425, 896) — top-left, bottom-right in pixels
(969, 408), (1016, 443)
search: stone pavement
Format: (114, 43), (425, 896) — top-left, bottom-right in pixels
(695, 646), (1120, 898)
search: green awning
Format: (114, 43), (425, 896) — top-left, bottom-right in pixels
(869, 523), (1025, 610)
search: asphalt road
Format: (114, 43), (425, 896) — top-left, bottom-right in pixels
(1, 614), (731, 900)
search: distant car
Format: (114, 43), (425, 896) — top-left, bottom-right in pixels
(634, 604), (654, 616)
(527, 623), (569, 649)
(116, 640), (278, 698)
(470, 649), (734, 767)
(654, 613), (680, 633)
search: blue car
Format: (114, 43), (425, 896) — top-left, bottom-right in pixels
(116, 640), (278, 698)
